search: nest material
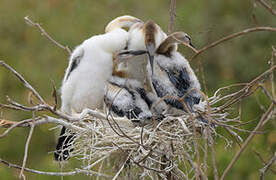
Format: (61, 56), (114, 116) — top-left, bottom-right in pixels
(56, 93), (235, 179)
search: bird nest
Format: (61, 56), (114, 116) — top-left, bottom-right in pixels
(58, 91), (238, 179)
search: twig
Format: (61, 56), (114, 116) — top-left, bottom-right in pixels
(256, 0), (276, 17)
(0, 116), (85, 137)
(190, 27), (276, 61)
(220, 103), (274, 179)
(111, 152), (132, 180)
(0, 158), (110, 177)
(168, 0), (176, 34)
(19, 123), (35, 179)
(0, 119), (35, 138)
(0, 61), (46, 104)
(24, 16), (72, 55)
(254, 150), (276, 174)
(259, 152), (276, 180)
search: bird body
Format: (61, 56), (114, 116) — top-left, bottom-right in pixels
(105, 76), (153, 123)
(146, 32), (202, 112)
(117, 21), (167, 89)
(115, 25), (202, 113)
(55, 15), (141, 161)
(148, 51), (201, 111)
(61, 28), (129, 114)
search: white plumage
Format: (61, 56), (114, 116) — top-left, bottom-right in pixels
(55, 15), (141, 161)
(61, 16), (141, 114)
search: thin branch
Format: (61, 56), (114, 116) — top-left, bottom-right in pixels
(24, 16), (72, 55)
(0, 158), (110, 177)
(0, 61), (46, 104)
(19, 123), (35, 179)
(190, 27), (276, 61)
(111, 152), (132, 180)
(220, 103), (274, 179)
(254, 150), (276, 174)
(168, 0), (176, 34)
(256, 0), (276, 17)
(260, 152), (276, 180)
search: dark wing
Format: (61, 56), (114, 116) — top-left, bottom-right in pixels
(166, 67), (190, 97)
(64, 48), (84, 82)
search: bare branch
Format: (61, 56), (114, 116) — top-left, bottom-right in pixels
(19, 123), (35, 179)
(220, 103), (275, 180)
(168, 0), (176, 34)
(24, 16), (72, 55)
(259, 152), (276, 180)
(0, 158), (110, 177)
(190, 27), (276, 61)
(0, 61), (46, 104)
(256, 0), (276, 17)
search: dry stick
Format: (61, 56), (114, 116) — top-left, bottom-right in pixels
(256, 0), (276, 16)
(19, 123), (35, 179)
(0, 61), (45, 104)
(254, 150), (276, 174)
(271, 47), (276, 98)
(111, 152), (132, 180)
(213, 65), (276, 114)
(203, 130), (208, 175)
(259, 152), (276, 180)
(210, 137), (219, 180)
(0, 158), (110, 177)
(0, 119), (21, 128)
(24, 16), (72, 55)
(168, 0), (176, 35)
(220, 103), (275, 180)
(190, 27), (276, 61)
(0, 116), (85, 138)
(0, 119), (35, 138)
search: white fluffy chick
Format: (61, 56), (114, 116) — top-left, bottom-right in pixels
(55, 15), (141, 161)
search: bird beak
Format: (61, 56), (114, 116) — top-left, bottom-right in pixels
(145, 43), (155, 77)
(189, 42), (195, 48)
(114, 50), (148, 63)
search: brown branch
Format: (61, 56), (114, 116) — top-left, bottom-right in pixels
(254, 150), (276, 174)
(19, 123), (35, 179)
(24, 16), (72, 55)
(0, 61), (46, 104)
(0, 158), (110, 177)
(0, 119), (20, 128)
(190, 27), (276, 61)
(168, 0), (176, 34)
(260, 152), (276, 180)
(256, 0), (276, 17)
(220, 103), (275, 179)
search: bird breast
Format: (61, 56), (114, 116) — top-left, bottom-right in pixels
(61, 51), (113, 113)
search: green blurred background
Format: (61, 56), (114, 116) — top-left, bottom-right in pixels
(0, 0), (276, 179)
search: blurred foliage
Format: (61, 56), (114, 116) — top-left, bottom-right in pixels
(0, 0), (276, 179)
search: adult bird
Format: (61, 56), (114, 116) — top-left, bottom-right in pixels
(54, 15), (142, 161)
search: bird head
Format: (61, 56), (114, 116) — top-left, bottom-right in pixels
(105, 15), (143, 33)
(156, 32), (196, 57)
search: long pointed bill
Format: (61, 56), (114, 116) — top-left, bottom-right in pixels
(189, 42), (195, 48)
(146, 43), (155, 77)
(114, 50), (148, 63)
